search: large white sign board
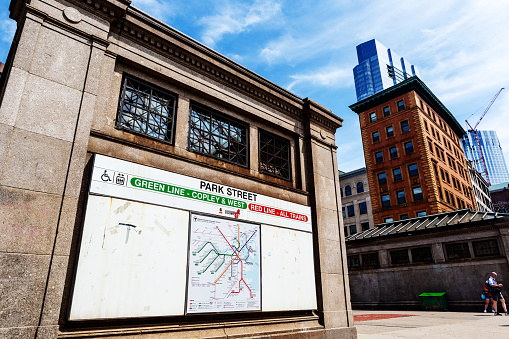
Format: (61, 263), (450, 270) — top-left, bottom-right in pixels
(187, 214), (261, 313)
(90, 154), (311, 232)
(261, 225), (317, 311)
(69, 196), (190, 320)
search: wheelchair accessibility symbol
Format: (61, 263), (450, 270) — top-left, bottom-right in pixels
(101, 170), (112, 182)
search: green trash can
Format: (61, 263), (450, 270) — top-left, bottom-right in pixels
(419, 292), (448, 311)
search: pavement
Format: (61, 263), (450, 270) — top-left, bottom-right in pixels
(353, 310), (509, 338)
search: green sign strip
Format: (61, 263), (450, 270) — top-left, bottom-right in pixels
(130, 177), (247, 209)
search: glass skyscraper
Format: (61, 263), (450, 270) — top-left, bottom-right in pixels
(462, 130), (509, 185)
(353, 39), (419, 102)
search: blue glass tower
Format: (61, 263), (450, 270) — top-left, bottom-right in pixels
(353, 39), (419, 102)
(462, 130), (509, 185)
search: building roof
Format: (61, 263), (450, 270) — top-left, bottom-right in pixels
(339, 167), (367, 180)
(489, 182), (509, 192)
(349, 76), (465, 137)
(345, 209), (509, 243)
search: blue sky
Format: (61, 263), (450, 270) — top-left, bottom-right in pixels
(1, 0), (508, 173)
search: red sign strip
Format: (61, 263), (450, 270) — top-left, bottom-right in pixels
(248, 203), (308, 222)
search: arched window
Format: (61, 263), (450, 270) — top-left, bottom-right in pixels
(357, 182), (364, 193)
(345, 185), (352, 196)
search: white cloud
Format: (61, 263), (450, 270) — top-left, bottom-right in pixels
(131, 0), (178, 22)
(286, 66), (353, 91)
(198, 0), (282, 47)
(0, 18), (16, 44)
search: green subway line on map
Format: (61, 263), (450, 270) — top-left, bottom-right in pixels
(194, 241), (235, 275)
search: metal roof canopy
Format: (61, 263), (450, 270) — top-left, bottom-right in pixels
(345, 209), (509, 242)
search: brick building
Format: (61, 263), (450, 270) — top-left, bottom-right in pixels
(349, 77), (476, 225)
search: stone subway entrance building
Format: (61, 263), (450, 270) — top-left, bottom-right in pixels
(0, 0), (355, 337)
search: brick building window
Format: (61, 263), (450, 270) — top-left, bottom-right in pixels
(397, 100), (405, 111)
(416, 211), (427, 217)
(383, 106), (390, 117)
(384, 217), (394, 222)
(445, 242), (471, 260)
(400, 214), (409, 220)
(390, 249), (410, 265)
(397, 190), (406, 204)
(386, 126), (394, 137)
(473, 239), (500, 257)
(390, 146), (398, 159)
(393, 168), (402, 181)
(405, 141), (414, 154)
(401, 120), (409, 132)
(372, 131), (380, 142)
(189, 103), (249, 166)
(412, 247), (433, 263)
(362, 253), (380, 268)
(378, 172), (387, 184)
(375, 151), (384, 163)
(370, 112), (376, 122)
(412, 186), (423, 201)
(381, 194), (391, 207)
(408, 163), (419, 177)
(117, 75), (178, 143)
(259, 129), (291, 180)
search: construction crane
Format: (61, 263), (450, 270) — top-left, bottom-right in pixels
(465, 87), (504, 186)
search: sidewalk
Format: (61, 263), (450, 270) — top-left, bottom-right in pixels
(353, 310), (509, 338)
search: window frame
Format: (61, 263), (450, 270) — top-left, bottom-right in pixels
(359, 202), (368, 215)
(412, 186), (423, 201)
(408, 163), (419, 177)
(396, 190), (406, 204)
(386, 125), (394, 137)
(372, 131), (380, 142)
(378, 172), (387, 185)
(369, 112), (377, 122)
(381, 194), (391, 207)
(258, 128), (292, 180)
(188, 102), (250, 167)
(375, 151), (384, 163)
(389, 146), (398, 159)
(401, 120), (410, 132)
(347, 205), (355, 217)
(397, 100), (405, 111)
(393, 167), (402, 181)
(357, 182), (364, 193)
(116, 74), (178, 144)
(383, 106), (390, 117)
(404, 141), (414, 154)
(345, 185), (352, 196)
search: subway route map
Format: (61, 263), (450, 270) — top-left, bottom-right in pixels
(187, 214), (261, 313)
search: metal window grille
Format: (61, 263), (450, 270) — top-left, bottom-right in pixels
(473, 239), (500, 257)
(411, 247), (433, 263)
(259, 130), (291, 180)
(390, 249), (410, 265)
(445, 242), (471, 260)
(362, 253), (380, 268)
(117, 75), (177, 143)
(347, 255), (360, 268)
(188, 103), (248, 167)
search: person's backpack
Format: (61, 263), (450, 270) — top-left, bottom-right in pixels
(487, 280), (501, 294)
(483, 283), (490, 296)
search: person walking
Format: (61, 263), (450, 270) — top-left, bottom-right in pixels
(487, 272), (508, 316)
(483, 282), (494, 313)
